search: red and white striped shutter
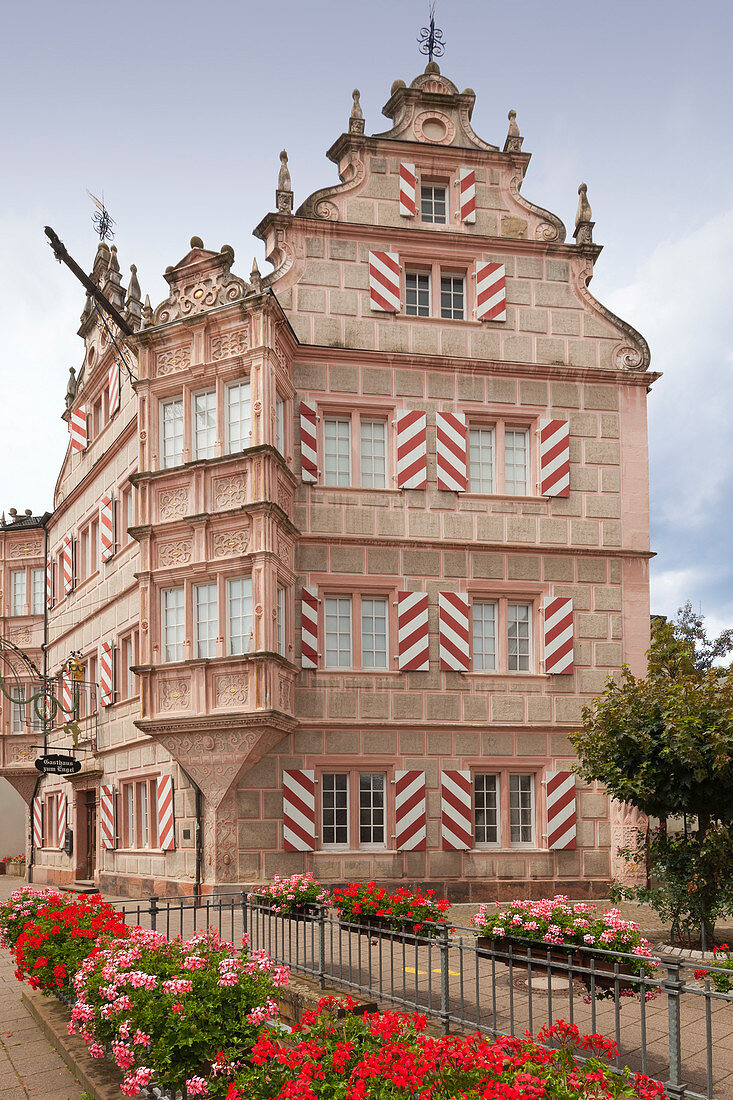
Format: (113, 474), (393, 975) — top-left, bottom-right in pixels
(475, 261), (506, 322)
(301, 586), (319, 669)
(157, 775), (175, 850)
(368, 251), (400, 312)
(108, 360), (120, 416)
(546, 771), (577, 850)
(32, 797), (43, 850)
(100, 785), (116, 850)
(57, 792), (67, 849)
(459, 168), (476, 223)
(539, 419), (570, 497)
(60, 670), (73, 716)
(394, 770), (426, 850)
(70, 406), (87, 452)
(300, 401), (318, 483)
(438, 592), (470, 671)
(441, 770), (473, 850)
(46, 555), (54, 610)
(100, 494), (115, 560)
(396, 411), (427, 489)
(397, 591), (429, 671)
(62, 535), (74, 595)
(399, 163), (416, 217)
(544, 597), (574, 675)
(283, 769), (316, 852)
(99, 641), (114, 706)
(436, 412), (467, 491)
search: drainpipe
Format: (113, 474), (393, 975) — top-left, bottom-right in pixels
(42, 522), (49, 754)
(178, 764), (202, 902)
(28, 775), (42, 883)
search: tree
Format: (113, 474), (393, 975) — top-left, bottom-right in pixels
(570, 606), (733, 944)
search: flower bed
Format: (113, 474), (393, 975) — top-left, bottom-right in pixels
(471, 896), (659, 999)
(248, 872), (329, 916)
(228, 997), (665, 1100)
(70, 925), (289, 1097)
(332, 882), (451, 940)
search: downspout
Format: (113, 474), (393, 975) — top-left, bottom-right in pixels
(177, 763), (202, 902)
(30, 522), (51, 883)
(28, 775), (42, 883)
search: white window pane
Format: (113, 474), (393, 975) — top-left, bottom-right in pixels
(194, 583), (217, 659)
(405, 272), (431, 317)
(227, 380), (251, 453)
(161, 399), (184, 468)
(325, 597), (352, 668)
(361, 598), (387, 669)
(360, 420), (386, 488)
(227, 577), (253, 655)
(11, 687), (25, 733)
(469, 428), (495, 494)
(324, 419), (351, 486)
(472, 602), (497, 671)
(359, 773), (385, 845)
(194, 391), (216, 460)
(440, 275), (465, 320)
(126, 785), (135, 847)
(31, 569), (44, 615)
(510, 774), (533, 843)
(11, 571), (26, 615)
(474, 775), (499, 844)
(276, 396), (285, 455)
(505, 429), (529, 496)
(162, 587), (184, 663)
(124, 638), (135, 698)
(322, 773), (349, 845)
(421, 184), (447, 224)
(277, 585), (286, 657)
(508, 603), (531, 672)
(140, 783), (149, 848)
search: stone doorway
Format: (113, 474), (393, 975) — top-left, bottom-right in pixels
(82, 790), (97, 880)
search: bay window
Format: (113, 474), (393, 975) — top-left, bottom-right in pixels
(194, 583), (217, 658)
(162, 587), (185, 662)
(31, 568), (44, 614)
(193, 390), (216, 459)
(227, 380), (251, 453)
(161, 398), (184, 468)
(11, 570), (26, 615)
(227, 577), (252, 655)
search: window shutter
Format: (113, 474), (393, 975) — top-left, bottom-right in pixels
(546, 771), (577, 850)
(368, 251), (400, 312)
(108, 361), (120, 416)
(60, 670), (74, 717)
(438, 592), (470, 671)
(62, 535), (74, 595)
(396, 411), (427, 489)
(475, 261), (506, 321)
(441, 770), (472, 850)
(283, 769), (316, 851)
(300, 401), (318, 483)
(46, 555), (54, 610)
(301, 586), (319, 669)
(399, 163), (416, 217)
(70, 406), (87, 452)
(544, 597), (573, 674)
(459, 168), (476, 223)
(539, 419), (570, 497)
(397, 591), (429, 671)
(436, 412), (467, 491)
(100, 494), (115, 560)
(99, 641), (114, 706)
(100, 785), (116, 850)
(32, 797), (43, 850)
(157, 775), (175, 850)
(57, 793), (67, 850)
(394, 770), (426, 850)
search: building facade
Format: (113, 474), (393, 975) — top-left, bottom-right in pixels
(0, 63), (657, 900)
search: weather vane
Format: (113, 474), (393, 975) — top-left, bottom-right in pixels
(418, 2), (445, 63)
(87, 190), (115, 242)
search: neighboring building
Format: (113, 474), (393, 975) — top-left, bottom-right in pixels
(0, 62), (657, 900)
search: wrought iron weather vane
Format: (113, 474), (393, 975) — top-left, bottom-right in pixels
(87, 190), (115, 242)
(418, 2), (445, 63)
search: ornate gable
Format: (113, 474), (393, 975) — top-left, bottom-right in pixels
(152, 238), (249, 325)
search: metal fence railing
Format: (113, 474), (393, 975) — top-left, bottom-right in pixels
(109, 893), (733, 1100)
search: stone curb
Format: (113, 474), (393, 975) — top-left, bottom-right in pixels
(656, 944), (731, 962)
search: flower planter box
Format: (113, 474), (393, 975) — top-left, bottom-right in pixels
(251, 900), (321, 922)
(476, 936), (638, 991)
(6, 861), (25, 877)
(340, 917), (445, 947)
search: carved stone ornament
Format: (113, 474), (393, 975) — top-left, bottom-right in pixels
(213, 529), (249, 557)
(214, 474), (247, 509)
(216, 675), (249, 707)
(413, 110), (456, 145)
(159, 680), (190, 711)
(156, 345), (191, 376)
(277, 480), (293, 515)
(279, 677), (294, 713)
(9, 627), (31, 646)
(610, 800), (648, 886)
(158, 488), (189, 520)
(210, 328), (250, 361)
(153, 242), (248, 326)
(573, 260), (651, 371)
(8, 740), (34, 764)
(277, 535), (291, 567)
(9, 541), (42, 558)
(158, 540), (193, 567)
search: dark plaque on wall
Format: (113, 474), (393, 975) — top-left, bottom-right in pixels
(35, 754), (82, 775)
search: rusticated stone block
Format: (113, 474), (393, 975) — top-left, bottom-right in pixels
(508, 554), (540, 580)
(491, 695), (524, 722)
(426, 694), (460, 721)
(394, 697), (423, 721)
(326, 729), (359, 752)
(361, 695), (391, 721)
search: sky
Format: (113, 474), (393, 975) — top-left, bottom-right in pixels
(1, 0), (732, 634)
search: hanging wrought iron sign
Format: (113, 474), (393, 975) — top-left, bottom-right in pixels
(35, 754), (82, 775)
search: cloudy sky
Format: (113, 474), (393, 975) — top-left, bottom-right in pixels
(1, 0), (731, 633)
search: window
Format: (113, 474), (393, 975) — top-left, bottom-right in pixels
(359, 773), (386, 845)
(508, 603), (531, 672)
(162, 587), (185, 662)
(441, 275), (465, 320)
(29, 684), (44, 732)
(321, 773), (349, 846)
(277, 585), (286, 657)
(126, 487), (135, 535)
(361, 598), (387, 669)
(10, 686), (25, 733)
(227, 577), (252, 655)
(325, 597), (352, 668)
(472, 599), (534, 673)
(324, 419), (351, 487)
(161, 398), (184, 468)
(509, 774), (534, 844)
(121, 778), (159, 849)
(474, 774), (499, 845)
(275, 395), (285, 455)
(469, 428), (495, 494)
(11, 571), (26, 616)
(405, 271), (431, 317)
(421, 183), (447, 224)
(120, 633), (138, 699)
(505, 429), (529, 496)
(321, 772), (387, 849)
(93, 396), (104, 438)
(193, 391), (216, 460)
(360, 420), (386, 489)
(472, 601), (496, 671)
(43, 792), (62, 848)
(469, 423), (532, 496)
(227, 380), (251, 453)
(194, 583), (217, 659)
(31, 568), (44, 615)
(91, 519), (99, 575)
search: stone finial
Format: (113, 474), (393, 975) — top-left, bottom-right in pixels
(349, 89), (365, 134)
(574, 182), (595, 245)
(103, 243), (124, 308)
(125, 263), (143, 329)
(0, 513), (5, 527)
(24, 509), (32, 516)
(190, 236), (204, 249)
(250, 257), (262, 293)
(503, 109), (523, 153)
(65, 367), (78, 412)
(141, 294), (154, 327)
(80, 290), (93, 325)
(276, 149), (293, 214)
(9, 508), (17, 518)
(109, 244), (121, 274)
